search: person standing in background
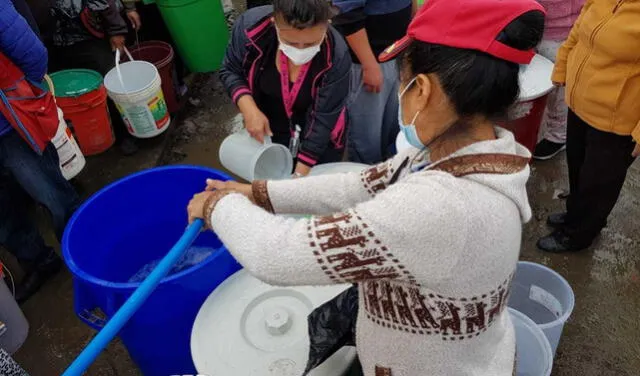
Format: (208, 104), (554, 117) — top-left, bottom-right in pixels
(0, 0), (80, 302)
(47, 0), (142, 155)
(532, 0), (585, 160)
(538, 0), (640, 252)
(219, 1), (351, 177)
(332, 0), (414, 165)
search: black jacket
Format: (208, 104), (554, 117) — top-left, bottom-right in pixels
(219, 6), (352, 166)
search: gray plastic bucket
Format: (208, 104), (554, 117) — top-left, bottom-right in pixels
(508, 261), (575, 356)
(0, 276), (29, 354)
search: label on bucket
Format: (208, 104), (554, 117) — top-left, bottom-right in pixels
(148, 95), (169, 129)
(116, 90), (169, 137)
(529, 285), (562, 318)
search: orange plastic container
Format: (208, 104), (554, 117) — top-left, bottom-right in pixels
(50, 70), (115, 156)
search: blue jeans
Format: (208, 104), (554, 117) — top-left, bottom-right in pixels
(347, 60), (400, 164)
(0, 131), (80, 269)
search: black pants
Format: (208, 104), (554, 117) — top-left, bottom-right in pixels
(49, 39), (129, 143)
(564, 110), (637, 246)
(246, 0), (272, 9)
(0, 133), (80, 270)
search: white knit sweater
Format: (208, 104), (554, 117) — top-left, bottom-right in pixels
(209, 128), (532, 376)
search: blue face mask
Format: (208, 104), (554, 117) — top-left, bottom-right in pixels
(398, 77), (426, 150)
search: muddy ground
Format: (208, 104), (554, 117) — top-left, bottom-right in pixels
(6, 71), (640, 376)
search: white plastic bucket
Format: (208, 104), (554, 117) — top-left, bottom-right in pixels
(104, 48), (170, 138)
(509, 308), (553, 376)
(508, 261), (575, 356)
(53, 108), (86, 180)
(219, 129), (293, 181)
(0, 273), (29, 354)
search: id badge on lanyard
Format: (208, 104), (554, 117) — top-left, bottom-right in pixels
(279, 52), (311, 156)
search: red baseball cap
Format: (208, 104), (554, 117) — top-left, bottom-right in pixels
(379, 0), (545, 64)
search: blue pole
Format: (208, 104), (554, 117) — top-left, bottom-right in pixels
(62, 219), (205, 376)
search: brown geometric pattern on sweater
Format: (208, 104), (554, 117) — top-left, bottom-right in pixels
(252, 180), (275, 213)
(308, 211), (417, 284)
(428, 154), (530, 178)
(359, 153), (528, 197)
(375, 365), (393, 376)
(362, 275), (514, 341)
(360, 159), (395, 196)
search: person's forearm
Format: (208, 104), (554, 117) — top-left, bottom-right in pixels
(100, 0), (128, 36)
(237, 95), (260, 115)
(345, 28), (378, 67)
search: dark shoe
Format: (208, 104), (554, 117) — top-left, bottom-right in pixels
(119, 137), (138, 156)
(537, 230), (588, 253)
(546, 212), (567, 228)
(533, 139), (566, 160)
(14, 251), (63, 304)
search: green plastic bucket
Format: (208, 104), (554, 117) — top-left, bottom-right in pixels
(153, 0), (229, 72)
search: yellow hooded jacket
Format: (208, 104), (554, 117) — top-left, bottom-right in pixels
(552, 0), (640, 142)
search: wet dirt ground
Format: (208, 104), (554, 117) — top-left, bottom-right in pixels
(7, 72), (640, 376)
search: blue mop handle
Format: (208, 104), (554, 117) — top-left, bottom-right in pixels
(62, 219), (205, 376)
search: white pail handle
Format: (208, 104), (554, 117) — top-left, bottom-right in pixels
(114, 47), (135, 92)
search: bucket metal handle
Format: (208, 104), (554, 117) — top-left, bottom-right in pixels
(114, 48), (135, 92)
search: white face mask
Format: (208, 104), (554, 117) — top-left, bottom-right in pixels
(279, 41), (321, 65)
(276, 28), (322, 65)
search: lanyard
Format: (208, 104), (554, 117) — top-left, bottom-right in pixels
(278, 52), (311, 121)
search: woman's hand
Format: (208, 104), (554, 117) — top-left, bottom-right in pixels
(187, 191), (216, 224)
(127, 10), (142, 31)
(206, 179), (254, 202)
(110, 35), (126, 52)
(244, 108), (272, 143)
(632, 142), (640, 158)
(293, 162), (311, 178)
(362, 61), (383, 93)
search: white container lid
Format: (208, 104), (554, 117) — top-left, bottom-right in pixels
(191, 270), (356, 376)
(309, 162), (369, 176)
(518, 54), (555, 102)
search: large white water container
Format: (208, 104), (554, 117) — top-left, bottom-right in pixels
(191, 270), (356, 376)
(52, 108), (86, 180)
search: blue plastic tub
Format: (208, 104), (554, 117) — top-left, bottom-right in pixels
(62, 166), (241, 375)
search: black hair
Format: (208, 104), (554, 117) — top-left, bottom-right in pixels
(403, 11), (545, 119)
(273, 0), (334, 29)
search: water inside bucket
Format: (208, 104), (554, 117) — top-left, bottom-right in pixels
(128, 245), (216, 283)
(510, 284), (560, 325)
(91, 219), (223, 284)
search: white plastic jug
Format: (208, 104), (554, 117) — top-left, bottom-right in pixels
(53, 108), (86, 180)
(219, 129), (293, 181)
(104, 48), (170, 138)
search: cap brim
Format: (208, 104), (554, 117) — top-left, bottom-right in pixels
(378, 35), (413, 63)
